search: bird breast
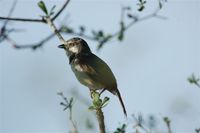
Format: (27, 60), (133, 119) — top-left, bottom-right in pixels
(71, 63), (104, 90)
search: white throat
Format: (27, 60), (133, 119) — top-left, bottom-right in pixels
(69, 45), (79, 53)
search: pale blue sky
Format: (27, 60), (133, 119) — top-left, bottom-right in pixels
(0, 0), (200, 133)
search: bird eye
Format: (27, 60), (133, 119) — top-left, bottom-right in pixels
(69, 43), (75, 46)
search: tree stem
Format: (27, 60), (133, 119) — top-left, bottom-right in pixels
(96, 108), (105, 133)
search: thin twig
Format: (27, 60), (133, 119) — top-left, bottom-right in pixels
(166, 123), (172, 133)
(0, 16), (44, 23)
(132, 114), (150, 133)
(52, 0), (71, 21)
(0, 0), (18, 44)
(57, 92), (78, 133)
(0, 0), (165, 50)
(163, 117), (172, 133)
(5, 36), (17, 48)
(0, 0), (71, 49)
(14, 28), (60, 50)
(0, 0), (17, 38)
(2, 0), (17, 28)
(0, 0), (71, 23)
(7, 8), (161, 49)
(111, 8), (165, 39)
(69, 103), (78, 133)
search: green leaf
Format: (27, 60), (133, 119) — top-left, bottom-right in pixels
(88, 106), (95, 110)
(114, 124), (126, 133)
(98, 30), (104, 37)
(137, 0), (146, 12)
(50, 5), (56, 16)
(92, 92), (100, 101)
(138, 6), (145, 12)
(163, 117), (171, 125)
(127, 13), (133, 18)
(79, 26), (85, 33)
(69, 98), (73, 105)
(118, 32), (124, 41)
(188, 73), (200, 85)
(38, 1), (48, 15)
(159, 1), (162, 9)
(118, 21), (125, 41)
(93, 99), (102, 107)
(61, 26), (74, 33)
(101, 97), (110, 107)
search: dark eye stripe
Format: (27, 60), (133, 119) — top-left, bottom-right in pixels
(68, 43), (74, 46)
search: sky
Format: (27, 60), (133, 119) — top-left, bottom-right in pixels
(0, 0), (200, 133)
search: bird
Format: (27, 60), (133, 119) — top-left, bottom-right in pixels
(58, 37), (127, 116)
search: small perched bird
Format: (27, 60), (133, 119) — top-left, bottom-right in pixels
(58, 37), (127, 116)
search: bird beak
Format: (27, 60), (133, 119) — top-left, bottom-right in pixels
(58, 44), (65, 49)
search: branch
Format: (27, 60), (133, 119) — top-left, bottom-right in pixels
(0, 0), (70, 23)
(89, 92), (109, 133)
(44, 16), (65, 44)
(52, 0), (71, 21)
(0, 17), (44, 23)
(0, 0), (18, 45)
(58, 92), (78, 133)
(132, 114), (151, 133)
(2, 0), (17, 28)
(5, 36), (17, 48)
(13, 16), (66, 50)
(96, 108), (105, 133)
(0, 0), (17, 38)
(14, 31), (57, 50)
(60, 6), (166, 50)
(163, 117), (172, 133)
(0, 0), (71, 49)
(113, 8), (165, 37)
(96, 8), (166, 49)
(188, 73), (200, 88)
(1, 0), (166, 51)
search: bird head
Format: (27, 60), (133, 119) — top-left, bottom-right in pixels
(58, 37), (91, 56)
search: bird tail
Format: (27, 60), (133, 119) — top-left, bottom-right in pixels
(114, 89), (127, 117)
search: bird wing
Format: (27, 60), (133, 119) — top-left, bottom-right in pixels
(84, 53), (117, 89)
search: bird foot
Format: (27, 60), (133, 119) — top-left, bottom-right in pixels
(89, 88), (106, 99)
